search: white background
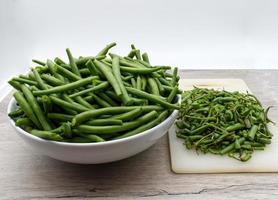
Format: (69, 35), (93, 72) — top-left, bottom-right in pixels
(1, 0), (278, 98)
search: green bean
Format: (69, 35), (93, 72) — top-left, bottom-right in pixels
(127, 49), (136, 58)
(257, 138), (271, 144)
(62, 122), (72, 138)
(226, 123), (245, 132)
(147, 77), (159, 95)
(72, 105), (163, 126)
(30, 130), (63, 141)
(248, 125), (258, 140)
(85, 60), (103, 77)
(74, 96), (95, 109)
(8, 80), (22, 91)
(134, 49), (141, 60)
(8, 108), (24, 118)
(116, 110), (168, 139)
(46, 59), (65, 81)
(76, 55), (106, 66)
(76, 110), (158, 134)
(167, 86), (178, 103)
(50, 96), (89, 113)
(21, 85), (52, 130)
(240, 152), (252, 162)
(32, 68), (49, 90)
(56, 64), (81, 81)
(13, 91), (41, 128)
(131, 78), (136, 88)
(91, 94), (111, 107)
(109, 108), (143, 121)
(47, 113), (73, 122)
(54, 57), (65, 65)
(120, 66), (168, 74)
(119, 59), (145, 68)
(15, 117), (34, 127)
(105, 90), (122, 102)
(12, 77), (38, 87)
(66, 48), (81, 76)
(136, 76), (141, 90)
(93, 59), (122, 96)
(99, 93), (118, 106)
(141, 76), (147, 90)
(79, 68), (91, 76)
(41, 95), (52, 113)
(86, 119), (123, 126)
(69, 81), (109, 98)
(126, 87), (179, 109)
(41, 74), (64, 86)
(158, 77), (171, 86)
(32, 59), (45, 66)
(112, 56), (132, 105)
(171, 67), (178, 86)
(97, 42), (116, 57)
(213, 97), (237, 103)
(220, 138), (245, 155)
(142, 52), (150, 63)
(33, 77), (95, 96)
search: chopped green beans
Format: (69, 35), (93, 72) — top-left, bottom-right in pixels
(176, 87), (273, 162)
(9, 43), (179, 143)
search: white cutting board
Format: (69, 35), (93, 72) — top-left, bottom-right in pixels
(169, 79), (278, 173)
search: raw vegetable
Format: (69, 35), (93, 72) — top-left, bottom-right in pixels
(8, 43), (180, 142)
(176, 87), (274, 162)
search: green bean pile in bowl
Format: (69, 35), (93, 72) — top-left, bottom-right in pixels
(8, 43), (180, 143)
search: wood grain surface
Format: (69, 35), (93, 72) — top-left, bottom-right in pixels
(1, 70), (278, 200)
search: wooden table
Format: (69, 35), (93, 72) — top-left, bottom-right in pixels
(1, 70), (278, 200)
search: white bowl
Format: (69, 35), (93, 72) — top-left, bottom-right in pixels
(7, 97), (179, 164)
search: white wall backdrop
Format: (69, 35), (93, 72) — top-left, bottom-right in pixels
(1, 0), (278, 97)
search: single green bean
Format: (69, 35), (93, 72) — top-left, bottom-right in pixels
(142, 52), (150, 63)
(112, 56), (132, 105)
(30, 129), (63, 141)
(15, 117), (34, 127)
(120, 66), (169, 74)
(47, 113), (73, 122)
(33, 77), (96, 96)
(86, 119), (123, 126)
(147, 77), (159, 95)
(97, 42), (117, 57)
(66, 48), (81, 76)
(248, 125), (258, 140)
(126, 87), (179, 109)
(76, 111), (158, 134)
(12, 77), (38, 87)
(32, 59), (45, 66)
(69, 81), (109, 98)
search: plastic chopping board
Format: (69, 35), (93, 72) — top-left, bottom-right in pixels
(169, 79), (278, 173)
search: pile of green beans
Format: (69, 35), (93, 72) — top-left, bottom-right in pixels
(8, 43), (180, 143)
(176, 87), (273, 162)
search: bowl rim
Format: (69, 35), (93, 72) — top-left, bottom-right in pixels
(7, 96), (180, 147)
